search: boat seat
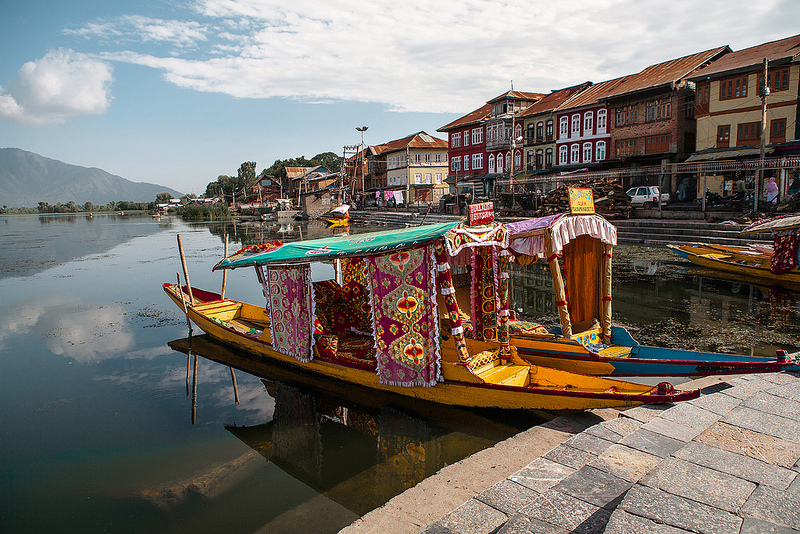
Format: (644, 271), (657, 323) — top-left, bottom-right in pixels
(508, 319), (553, 338)
(596, 345), (633, 358)
(314, 332), (377, 370)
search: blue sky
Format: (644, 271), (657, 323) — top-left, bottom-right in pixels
(1, 0), (798, 195)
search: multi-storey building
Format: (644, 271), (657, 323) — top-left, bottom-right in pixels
(437, 103), (491, 195)
(517, 83), (591, 176)
(553, 78), (627, 170)
(602, 47), (729, 166)
(484, 91), (544, 180)
(687, 33), (800, 196)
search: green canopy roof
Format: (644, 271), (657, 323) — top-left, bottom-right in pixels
(214, 221), (462, 270)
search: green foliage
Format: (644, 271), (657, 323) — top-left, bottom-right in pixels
(238, 161), (257, 183)
(155, 191), (173, 203)
(177, 203), (229, 220)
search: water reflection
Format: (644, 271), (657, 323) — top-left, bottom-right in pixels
(168, 334), (546, 524)
(0, 295), (133, 361)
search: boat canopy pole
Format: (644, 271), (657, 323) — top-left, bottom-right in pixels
(434, 240), (471, 363)
(545, 231), (572, 337)
(602, 243), (613, 343)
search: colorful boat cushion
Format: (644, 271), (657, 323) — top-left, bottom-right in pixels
(341, 258), (373, 334)
(267, 265), (314, 362)
(314, 333), (377, 370)
(366, 245), (441, 387)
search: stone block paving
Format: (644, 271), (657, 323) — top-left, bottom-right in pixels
(422, 372), (800, 534)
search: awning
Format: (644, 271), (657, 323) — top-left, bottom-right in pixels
(685, 147), (767, 162)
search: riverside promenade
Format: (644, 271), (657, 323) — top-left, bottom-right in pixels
(341, 371), (800, 534)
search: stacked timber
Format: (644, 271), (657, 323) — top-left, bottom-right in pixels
(535, 179), (632, 219)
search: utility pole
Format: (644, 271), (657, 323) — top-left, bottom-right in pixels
(356, 126), (368, 195)
(756, 57), (769, 213)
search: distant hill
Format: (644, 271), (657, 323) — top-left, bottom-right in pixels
(0, 148), (183, 207)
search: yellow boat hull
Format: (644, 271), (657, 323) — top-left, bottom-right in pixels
(164, 284), (697, 411)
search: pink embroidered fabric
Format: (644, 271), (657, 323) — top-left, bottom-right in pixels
(267, 265), (314, 362)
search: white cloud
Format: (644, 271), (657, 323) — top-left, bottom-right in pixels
(0, 49), (113, 126)
(45, 0), (800, 114)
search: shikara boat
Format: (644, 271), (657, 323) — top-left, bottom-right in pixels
(446, 213), (795, 377)
(667, 242), (800, 291)
(320, 204), (351, 227)
(165, 222), (697, 411)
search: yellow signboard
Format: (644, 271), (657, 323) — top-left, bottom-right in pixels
(568, 187), (595, 214)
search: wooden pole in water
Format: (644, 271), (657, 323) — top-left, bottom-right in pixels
(177, 234), (195, 305)
(221, 233), (229, 299)
(230, 367), (240, 404)
(191, 352), (198, 425)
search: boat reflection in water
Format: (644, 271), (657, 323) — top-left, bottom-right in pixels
(168, 334), (548, 518)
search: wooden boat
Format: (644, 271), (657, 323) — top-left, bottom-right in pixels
(667, 241), (800, 291)
(164, 222), (697, 410)
(320, 204), (351, 227)
(447, 213), (796, 377)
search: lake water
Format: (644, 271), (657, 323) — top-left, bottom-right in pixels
(1, 213), (798, 533)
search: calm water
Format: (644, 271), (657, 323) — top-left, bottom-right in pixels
(1, 213), (798, 533)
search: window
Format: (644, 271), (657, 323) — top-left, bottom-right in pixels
(535, 149), (543, 169)
(771, 118), (786, 144)
(527, 124), (536, 143)
(435, 173), (442, 184)
(559, 117), (569, 139)
(546, 120), (554, 140)
(488, 154), (495, 173)
(559, 145), (568, 165)
(451, 156), (461, 171)
(472, 127), (483, 144)
(646, 99), (671, 122)
(582, 142), (592, 162)
(737, 122), (760, 146)
(463, 132), (469, 147)
(514, 150), (521, 169)
(616, 105), (637, 126)
(463, 155), (469, 171)
(696, 83), (710, 115)
(414, 153), (421, 164)
(584, 112), (594, 133)
(435, 153), (442, 163)
(414, 173), (422, 184)
(595, 141), (605, 161)
(596, 109), (607, 132)
(472, 153), (483, 170)
(497, 153), (503, 173)
(759, 68), (791, 93)
(545, 147), (553, 167)
(536, 121), (544, 141)
(451, 132), (461, 148)
(717, 125), (730, 148)
(719, 76), (748, 100)
(645, 134), (671, 154)
(425, 153), (431, 163)
(424, 173), (432, 184)
(571, 114), (581, 136)
(570, 144), (580, 163)
(616, 138), (638, 157)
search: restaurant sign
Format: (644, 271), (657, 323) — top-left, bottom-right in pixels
(568, 187), (595, 215)
(468, 202), (495, 225)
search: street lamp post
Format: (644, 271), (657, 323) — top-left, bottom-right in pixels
(356, 126), (368, 195)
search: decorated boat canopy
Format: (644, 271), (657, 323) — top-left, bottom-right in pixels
(505, 213), (617, 259)
(213, 220), (461, 270)
(740, 214), (800, 235)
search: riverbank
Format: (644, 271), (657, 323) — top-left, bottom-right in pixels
(341, 371), (800, 533)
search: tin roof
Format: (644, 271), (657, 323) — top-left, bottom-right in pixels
(373, 131), (448, 155)
(285, 166), (317, 178)
(606, 46), (730, 99)
(688, 34), (800, 80)
(516, 82), (593, 118)
(438, 103), (492, 132)
(555, 76), (630, 110)
(486, 90), (546, 104)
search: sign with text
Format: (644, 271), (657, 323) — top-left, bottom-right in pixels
(568, 187), (595, 214)
(469, 202), (495, 226)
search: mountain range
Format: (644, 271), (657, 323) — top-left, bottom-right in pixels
(0, 148), (183, 208)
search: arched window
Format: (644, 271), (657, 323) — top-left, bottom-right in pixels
(597, 109), (607, 133)
(545, 147), (553, 167)
(571, 144), (580, 163)
(488, 154), (495, 173)
(559, 117), (569, 139)
(536, 121), (544, 140)
(559, 145), (568, 165)
(596, 141), (606, 161)
(584, 112), (594, 133)
(582, 142), (593, 162)
(527, 124), (535, 142)
(496, 153), (503, 173)
(514, 123), (522, 144)
(571, 115), (581, 137)
(514, 150), (521, 169)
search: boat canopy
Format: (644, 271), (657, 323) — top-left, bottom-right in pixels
(506, 213), (617, 259)
(740, 214), (800, 235)
(214, 221), (461, 270)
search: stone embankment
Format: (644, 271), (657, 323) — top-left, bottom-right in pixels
(341, 372), (800, 534)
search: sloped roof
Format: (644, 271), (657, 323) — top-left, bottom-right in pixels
(438, 103), (492, 132)
(555, 76), (630, 110)
(374, 131), (448, 155)
(688, 33), (800, 80)
(606, 46), (730, 99)
(516, 82), (592, 118)
(486, 90), (546, 104)
(286, 166), (317, 178)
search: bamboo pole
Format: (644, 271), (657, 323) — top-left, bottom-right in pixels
(177, 272), (193, 334)
(601, 243), (613, 343)
(177, 234), (194, 305)
(545, 232), (572, 337)
(221, 233), (229, 299)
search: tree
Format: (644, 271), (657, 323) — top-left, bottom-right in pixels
(238, 161), (257, 184)
(156, 192), (173, 204)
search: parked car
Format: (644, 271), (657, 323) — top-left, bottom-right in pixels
(626, 186), (670, 209)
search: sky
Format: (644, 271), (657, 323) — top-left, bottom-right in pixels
(1, 0), (798, 195)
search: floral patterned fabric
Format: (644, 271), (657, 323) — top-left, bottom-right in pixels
(267, 265), (314, 362)
(341, 258), (373, 334)
(366, 245), (441, 387)
(472, 246), (498, 342)
(771, 234), (798, 274)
